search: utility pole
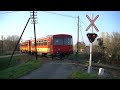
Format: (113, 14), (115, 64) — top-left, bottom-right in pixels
(30, 11), (37, 60)
(76, 16), (79, 60)
(8, 17), (31, 67)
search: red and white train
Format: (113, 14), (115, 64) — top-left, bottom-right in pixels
(20, 34), (73, 58)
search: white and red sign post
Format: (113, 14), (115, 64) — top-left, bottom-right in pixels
(85, 14), (99, 74)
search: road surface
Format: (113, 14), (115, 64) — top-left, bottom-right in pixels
(19, 59), (82, 79)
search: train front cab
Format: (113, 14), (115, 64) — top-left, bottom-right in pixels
(51, 34), (73, 58)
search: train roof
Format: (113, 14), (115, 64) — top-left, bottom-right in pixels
(20, 34), (72, 42)
(53, 34), (72, 36)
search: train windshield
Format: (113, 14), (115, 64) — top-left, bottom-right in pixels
(64, 37), (72, 45)
(54, 38), (63, 45)
(53, 37), (72, 45)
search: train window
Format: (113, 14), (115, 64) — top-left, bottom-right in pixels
(37, 41), (40, 46)
(40, 40), (43, 46)
(53, 38), (63, 45)
(22, 42), (27, 46)
(38, 42), (40, 46)
(36, 41), (38, 46)
(64, 38), (72, 45)
(39, 41), (40, 46)
(48, 41), (51, 45)
(43, 40), (47, 46)
(39, 41), (41, 46)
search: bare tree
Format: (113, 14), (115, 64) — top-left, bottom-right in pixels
(3, 35), (19, 53)
(93, 32), (120, 66)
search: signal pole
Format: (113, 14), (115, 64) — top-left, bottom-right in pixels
(30, 11), (38, 60)
(88, 42), (92, 73)
(85, 14), (99, 74)
(88, 14), (94, 73)
(76, 16), (79, 60)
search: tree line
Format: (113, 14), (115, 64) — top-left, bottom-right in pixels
(0, 35), (19, 54)
(74, 32), (120, 66)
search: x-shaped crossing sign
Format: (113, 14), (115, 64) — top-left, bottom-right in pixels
(85, 15), (99, 32)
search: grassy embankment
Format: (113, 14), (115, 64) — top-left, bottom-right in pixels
(0, 55), (44, 79)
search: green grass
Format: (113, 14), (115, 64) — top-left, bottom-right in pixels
(0, 52), (12, 56)
(0, 55), (27, 70)
(0, 60), (44, 79)
(69, 53), (88, 62)
(0, 53), (5, 56)
(69, 53), (88, 59)
(71, 71), (104, 79)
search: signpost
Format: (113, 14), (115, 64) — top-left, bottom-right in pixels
(85, 14), (99, 73)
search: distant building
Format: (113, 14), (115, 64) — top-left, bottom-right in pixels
(73, 41), (86, 53)
(100, 32), (109, 38)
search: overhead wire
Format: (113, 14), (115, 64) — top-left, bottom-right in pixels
(0, 11), (21, 14)
(41, 11), (77, 18)
(42, 11), (88, 42)
(42, 11), (85, 45)
(41, 11), (88, 28)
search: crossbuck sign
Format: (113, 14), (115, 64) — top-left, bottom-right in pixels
(85, 15), (99, 32)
